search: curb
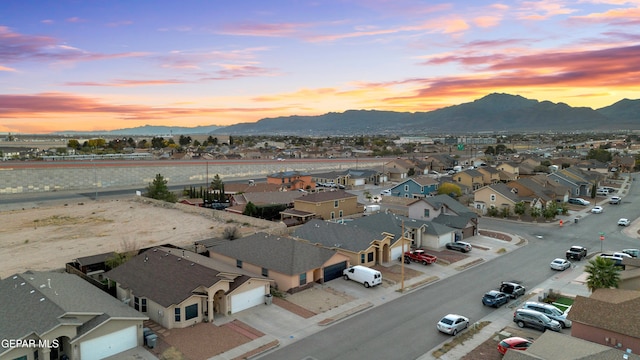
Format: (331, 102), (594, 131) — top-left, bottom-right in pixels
(318, 301), (374, 326)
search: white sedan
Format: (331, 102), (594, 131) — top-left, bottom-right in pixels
(591, 206), (604, 214)
(437, 314), (469, 336)
(618, 218), (631, 226)
(550, 258), (571, 271)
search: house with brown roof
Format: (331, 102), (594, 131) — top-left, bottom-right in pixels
(407, 194), (478, 240)
(496, 161), (520, 177)
(384, 158), (415, 181)
(292, 190), (361, 220)
(106, 247), (271, 328)
(567, 288), (640, 354)
(293, 219), (400, 267)
(476, 166), (501, 185)
(473, 183), (520, 215)
(207, 232), (350, 293)
(505, 177), (556, 211)
(267, 170), (314, 191)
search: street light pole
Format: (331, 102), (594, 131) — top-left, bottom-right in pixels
(93, 160), (98, 200)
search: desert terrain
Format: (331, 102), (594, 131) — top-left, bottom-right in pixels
(0, 197), (261, 279)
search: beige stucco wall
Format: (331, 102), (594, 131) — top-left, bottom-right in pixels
(295, 196), (361, 220)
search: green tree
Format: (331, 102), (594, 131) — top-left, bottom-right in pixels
(243, 201), (258, 217)
(530, 206), (541, 220)
(222, 226), (241, 240)
(542, 201), (558, 220)
(500, 206), (511, 218)
(514, 202), (526, 217)
(144, 174), (177, 202)
(210, 174), (225, 202)
(67, 139), (81, 149)
(585, 257), (621, 292)
(105, 252), (132, 269)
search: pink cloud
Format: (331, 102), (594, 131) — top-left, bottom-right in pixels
(516, 0), (578, 20)
(218, 22), (308, 37)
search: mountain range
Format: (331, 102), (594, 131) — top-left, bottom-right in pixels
(57, 93), (640, 136)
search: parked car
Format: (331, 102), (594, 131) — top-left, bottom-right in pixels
(566, 246), (587, 261)
(513, 308), (561, 332)
(445, 241), (472, 253)
(520, 301), (572, 328)
(568, 198), (590, 206)
(342, 265), (382, 288)
(618, 218), (631, 226)
(436, 314), (469, 336)
(590, 206), (604, 214)
(497, 337), (534, 355)
(380, 189), (392, 196)
(499, 281), (526, 299)
(610, 196), (622, 204)
(622, 249), (640, 258)
(550, 258), (571, 271)
(482, 290), (510, 308)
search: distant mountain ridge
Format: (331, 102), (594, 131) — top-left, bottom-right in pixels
(55, 93), (640, 136)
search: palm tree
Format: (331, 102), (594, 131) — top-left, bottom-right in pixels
(585, 257), (621, 292)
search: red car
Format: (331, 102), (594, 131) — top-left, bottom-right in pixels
(497, 337), (533, 355)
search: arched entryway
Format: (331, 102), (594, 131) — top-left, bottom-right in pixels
(213, 289), (226, 316)
(382, 243), (389, 263)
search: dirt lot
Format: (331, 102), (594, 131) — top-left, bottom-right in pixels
(0, 197), (261, 279)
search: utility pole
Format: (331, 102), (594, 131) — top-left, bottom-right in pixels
(401, 220), (405, 292)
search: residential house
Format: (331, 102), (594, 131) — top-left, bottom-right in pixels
(224, 181), (286, 195)
(227, 190), (304, 214)
(423, 154), (458, 172)
(496, 161), (520, 177)
(612, 155), (635, 173)
(452, 169), (485, 191)
(0, 271), (148, 360)
(476, 166), (501, 185)
(292, 190), (361, 220)
(529, 174), (571, 203)
(408, 194), (478, 240)
(473, 183), (520, 215)
(312, 168), (378, 189)
(503, 331), (640, 360)
(388, 176), (439, 198)
(106, 247), (271, 328)
(618, 258), (640, 290)
(267, 170), (314, 191)
(351, 212), (454, 250)
(207, 232), (350, 293)
(548, 167), (602, 198)
(384, 158), (414, 182)
(293, 219), (398, 266)
(567, 288), (640, 354)
(506, 177), (556, 211)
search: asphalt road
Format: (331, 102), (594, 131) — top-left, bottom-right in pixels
(258, 176), (640, 360)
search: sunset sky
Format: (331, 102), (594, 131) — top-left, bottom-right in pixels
(1, 0), (639, 134)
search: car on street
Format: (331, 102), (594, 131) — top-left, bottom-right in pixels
(482, 290), (510, 308)
(591, 206), (604, 214)
(499, 281), (526, 299)
(610, 196), (622, 204)
(550, 258), (571, 271)
(380, 189), (392, 196)
(497, 337), (534, 355)
(618, 218), (631, 226)
(445, 241), (472, 253)
(436, 314), (469, 336)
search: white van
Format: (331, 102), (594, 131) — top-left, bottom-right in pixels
(596, 189), (609, 196)
(343, 265), (382, 288)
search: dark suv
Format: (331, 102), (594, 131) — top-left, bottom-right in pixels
(513, 308), (561, 332)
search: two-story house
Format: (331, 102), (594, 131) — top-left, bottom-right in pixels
(476, 166), (501, 186)
(387, 176), (439, 198)
(407, 194), (478, 240)
(292, 190), (360, 220)
(267, 170), (314, 191)
(473, 183), (520, 215)
(453, 169), (485, 191)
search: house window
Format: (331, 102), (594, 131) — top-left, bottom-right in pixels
(339, 210), (343, 218)
(490, 194), (496, 202)
(135, 296), (147, 312)
(175, 307), (181, 322)
(368, 252), (374, 262)
(360, 253), (365, 263)
(424, 209), (430, 217)
(299, 273), (307, 285)
(331, 211), (335, 219)
(236, 259), (243, 268)
(457, 177), (461, 182)
(334, 200), (339, 207)
(404, 185), (409, 192)
(185, 303), (198, 321)
(421, 186), (424, 193)
(262, 267), (268, 277)
(34, 350), (39, 360)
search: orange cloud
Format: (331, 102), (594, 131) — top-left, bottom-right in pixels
(516, 0), (577, 20)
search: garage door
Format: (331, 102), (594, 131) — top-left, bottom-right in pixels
(231, 287), (265, 314)
(391, 246), (403, 262)
(323, 261), (347, 282)
(80, 325), (137, 360)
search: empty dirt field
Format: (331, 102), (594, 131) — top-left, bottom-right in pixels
(0, 197), (265, 279)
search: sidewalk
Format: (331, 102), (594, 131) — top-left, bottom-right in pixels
(210, 232), (524, 359)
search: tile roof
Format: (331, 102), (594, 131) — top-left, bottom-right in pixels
(424, 194), (475, 215)
(293, 219), (386, 253)
(106, 247), (252, 307)
(209, 232), (340, 275)
(567, 288), (640, 338)
(0, 271), (146, 347)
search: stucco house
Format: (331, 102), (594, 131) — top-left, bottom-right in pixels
(207, 232), (350, 293)
(407, 194), (478, 239)
(476, 166), (501, 185)
(106, 247), (271, 329)
(505, 177), (556, 211)
(0, 271), (148, 360)
(567, 288), (640, 355)
(452, 169), (485, 191)
(293, 219), (399, 267)
(473, 183), (520, 215)
(292, 190), (361, 220)
(267, 170), (314, 191)
(496, 161), (520, 177)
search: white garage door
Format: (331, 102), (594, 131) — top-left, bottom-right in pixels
(391, 246), (403, 262)
(231, 287), (265, 314)
(80, 325), (137, 360)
